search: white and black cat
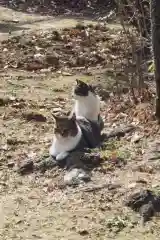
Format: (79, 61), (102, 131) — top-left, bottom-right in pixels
(49, 113), (101, 161)
(72, 79), (104, 130)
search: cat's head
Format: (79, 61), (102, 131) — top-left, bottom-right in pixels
(52, 113), (78, 138)
(73, 79), (95, 98)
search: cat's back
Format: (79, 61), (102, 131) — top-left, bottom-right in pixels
(76, 117), (101, 148)
(75, 93), (100, 121)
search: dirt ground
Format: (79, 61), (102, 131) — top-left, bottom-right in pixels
(0, 6), (160, 240)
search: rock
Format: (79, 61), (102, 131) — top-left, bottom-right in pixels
(0, 144), (8, 151)
(125, 189), (160, 224)
(78, 229), (89, 236)
(40, 68), (51, 73)
(127, 182), (137, 189)
(22, 112), (47, 122)
(34, 53), (45, 62)
(124, 189), (155, 211)
(76, 55), (88, 66)
(64, 168), (91, 186)
(4, 65), (8, 69)
(19, 36), (33, 47)
(3, 48), (8, 52)
(131, 133), (143, 143)
(139, 201), (155, 225)
(136, 179), (148, 185)
(25, 62), (45, 71)
(45, 53), (59, 66)
(17, 160), (34, 175)
(52, 30), (62, 41)
(7, 161), (15, 168)
(52, 107), (62, 113)
(0, 97), (10, 106)
(62, 72), (73, 76)
(35, 46), (43, 51)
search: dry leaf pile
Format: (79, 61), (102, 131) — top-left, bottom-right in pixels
(0, 24), (133, 73)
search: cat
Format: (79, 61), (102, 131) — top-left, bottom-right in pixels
(72, 79), (104, 130)
(49, 113), (82, 161)
(49, 113), (101, 161)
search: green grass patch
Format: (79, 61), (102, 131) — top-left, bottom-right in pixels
(100, 139), (131, 161)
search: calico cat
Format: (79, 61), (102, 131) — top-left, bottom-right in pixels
(49, 113), (101, 161)
(72, 79), (104, 130)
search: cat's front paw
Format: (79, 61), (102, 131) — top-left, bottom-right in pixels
(49, 145), (57, 158)
(56, 152), (69, 161)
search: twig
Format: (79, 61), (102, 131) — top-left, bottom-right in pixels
(74, 183), (121, 193)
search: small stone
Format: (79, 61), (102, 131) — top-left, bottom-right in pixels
(0, 144), (8, 151)
(22, 112), (47, 122)
(136, 179), (147, 184)
(3, 48), (8, 52)
(25, 62), (44, 71)
(45, 53), (59, 66)
(7, 162), (15, 168)
(28, 191), (40, 199)
(52, 107), (62, 113)
(35, 46), (43, 51)
(0, 97), (10, 106)
(78, 229), (89, 236)
(12, 19), (19, 23)
(34, 53), (45, 61)
(131, 133), (143, 143)
(64, 168), (91, 186)
(128, 182), (137, 189)
(17, 160), (34, 175)
(40, 68), (51, 73)
(62, 72), (73, 76)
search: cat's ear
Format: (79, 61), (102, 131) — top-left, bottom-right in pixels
(76, 79), (85, 85)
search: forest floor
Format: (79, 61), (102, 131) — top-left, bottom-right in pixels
(0, 5), (160, 240)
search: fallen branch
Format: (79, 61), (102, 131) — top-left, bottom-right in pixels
(102, 125), (135, 140)
(74, 183), (121, 193)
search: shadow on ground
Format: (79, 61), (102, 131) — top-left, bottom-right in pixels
(0, 22), (30, 33)
(0, 0), (116, 19)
